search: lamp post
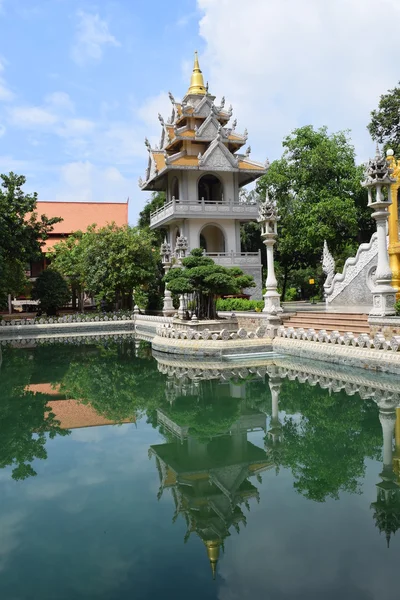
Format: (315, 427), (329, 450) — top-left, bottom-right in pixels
(160, 239), (174, 316)
(258, 193), (282, 334)
(362, 146), (397, 317)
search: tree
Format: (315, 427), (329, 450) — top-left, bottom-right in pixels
(138, 191), (166, 231)
(49, 230), (90, 312)
(31, 269), (70, 315)
(256, 126), (374, 299)
(50, 224), (160, 310)
(84, 224), (159, 309)
(164, 248), (254, 319)
(368, 82), (400, 155)
(0, 172), (61, 306)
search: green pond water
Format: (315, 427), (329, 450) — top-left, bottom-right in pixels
(1, 336), (400, 599)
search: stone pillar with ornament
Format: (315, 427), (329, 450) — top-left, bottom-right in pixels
(160, 239), (175, 316)
(362, 147), (397, 317)
(174, 235), (189, 319)
(258, 193), (283, 335)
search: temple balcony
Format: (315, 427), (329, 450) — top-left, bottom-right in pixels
(205, 250), (261, 267)
(150, 198), (258, 228)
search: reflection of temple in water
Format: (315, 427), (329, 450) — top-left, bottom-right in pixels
(149, 375), (273, 579)
(153, 351), (400, 553)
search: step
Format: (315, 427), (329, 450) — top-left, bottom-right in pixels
(287, 312), (368, 322)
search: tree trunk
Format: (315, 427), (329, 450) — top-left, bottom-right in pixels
(72, 289), (77, 310)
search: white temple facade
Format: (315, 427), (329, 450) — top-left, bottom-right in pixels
(139, 52), (267, 298)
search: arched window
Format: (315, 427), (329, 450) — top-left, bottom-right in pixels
(171, 177), (179, 200)
(200, 224), (225, 253)
(198, 174), (223, 203)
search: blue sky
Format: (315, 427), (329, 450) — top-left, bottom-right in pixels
(1, 0), (400, 224)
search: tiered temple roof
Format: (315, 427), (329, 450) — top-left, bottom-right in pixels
(140, 52), (267, 192)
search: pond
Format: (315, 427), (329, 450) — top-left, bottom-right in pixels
(1, 336), (400, 599)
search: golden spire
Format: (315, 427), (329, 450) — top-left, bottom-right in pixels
(187, 51), (207, 95)
(204, 539), (220, 580)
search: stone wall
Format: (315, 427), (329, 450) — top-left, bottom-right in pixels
(369, 317), (400, 338)
(242, 266), (263, 300)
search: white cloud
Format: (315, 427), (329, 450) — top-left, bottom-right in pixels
(138, 91), (172, 129)
(45, 91), (74, 112)
(55, 160), (134, 203)
(71, 10), (120, 66)
(196, 0), (400, 163)
(8, 105), (58, 127)
(0, 56), (14, 101)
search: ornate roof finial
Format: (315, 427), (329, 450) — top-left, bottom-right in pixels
(187, 51), (207, 96)
(245, 146), (251, 157)
(232, 118), (237, 131)
(158, 113), (164, 126)
(168, 91), (175, 105)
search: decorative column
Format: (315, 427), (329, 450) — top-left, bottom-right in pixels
(175, 235), (188, 319)
(258, 193), (283, 334)
(362, 147), (397, 316)
(160, 239), (175, 316)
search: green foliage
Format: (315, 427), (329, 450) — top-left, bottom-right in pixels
(165, 248), (255, 319)
(256, 126), (374, 299)
(60, 341), (165, 421)
(270, 378), (382, 502)
(395, 300), (400, 316)
(368, 82), (400, 155)
(31, 269), (70, 316)
(284, 287), (298, 301)
(0, 172), (61, 306)
(49, 231), (88, 311)
(138, 191), (166, 230)
(160, 384), (241, 439)
(51, 224), (160, 310)
(0, 346), (69, 480)
(216, 298), (264, 312)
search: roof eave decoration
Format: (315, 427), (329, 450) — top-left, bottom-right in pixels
(198, 137), (238, 169)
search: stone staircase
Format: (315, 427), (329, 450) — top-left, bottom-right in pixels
(282, 311), (369, 335)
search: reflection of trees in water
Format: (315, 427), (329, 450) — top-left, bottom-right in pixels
(60, 340), (165, 422)
(0, 339), (162, 481)
(0, 347), (69, 480)
(266, 378), (383, 502)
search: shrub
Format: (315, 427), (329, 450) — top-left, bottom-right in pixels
(395, 299), (400, 316)
(284, 287), (298, 302)
(31, 270), (70, 316)
(216, 298), (264, 312)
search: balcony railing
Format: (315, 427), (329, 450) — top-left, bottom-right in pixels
(205, 250), (261, 266)
(150, 198), (258, 226)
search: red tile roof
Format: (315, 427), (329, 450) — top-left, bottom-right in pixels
(35, 201), (128, 235)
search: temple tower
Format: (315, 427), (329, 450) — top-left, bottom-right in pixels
(139, 52), (267, 299)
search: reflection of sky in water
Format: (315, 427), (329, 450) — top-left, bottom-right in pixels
(0, 341), (399, 599)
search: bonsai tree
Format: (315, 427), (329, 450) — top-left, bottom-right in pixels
(31, 269), (70, 316)
(164, 248), (255, 319)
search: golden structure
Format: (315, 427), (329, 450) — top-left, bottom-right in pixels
(386, 151), (400, 298)
(187, 51), (207, 95)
